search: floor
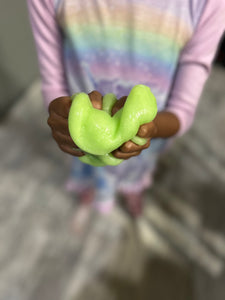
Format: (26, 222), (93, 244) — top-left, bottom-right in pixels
(0, 65), (225, 300)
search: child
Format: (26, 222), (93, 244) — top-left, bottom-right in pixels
(27, 0), (225, 218)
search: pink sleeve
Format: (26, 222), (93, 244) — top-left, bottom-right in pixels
(166, 0), (225, 136)
(27, 0), (69, 107)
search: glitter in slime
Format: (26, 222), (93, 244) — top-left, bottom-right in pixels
(68, 84), (157, 166)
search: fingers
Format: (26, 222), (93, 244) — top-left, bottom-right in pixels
(48, 92), (156, 159)
(48, 91), (103, 118)
(51, 130), (85, 156)
(58, 144), (85, 157)
(88, 90), (103, 110)
(47, 92), (104, 157)
(48, 91), (103, 119)
(111, 95), (153, 159)
(48, 96), (72, 118)
(120, 139), (151, 152)
(52, 130), (77, 147)
(48, 112), (85, 157)
(111, 96), (127, 116)
(112, 138), (150, 159)
(112, 148), (142, 160)
(48, 92), (103, 135)
(47, 112), (70, 135)
(112, 97), (157, 139)
(137, 121), (157, 138)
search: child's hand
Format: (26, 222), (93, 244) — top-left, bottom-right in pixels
(111, 96), (157, 159)
(47, 91), (103, 156)
(47, 96), (84, 156)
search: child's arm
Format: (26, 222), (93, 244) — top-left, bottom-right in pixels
(165, 0), (225, 136)
(28, 0), (90, 157)
(27, 0), (69, 107)
(113, 0), (225, 160)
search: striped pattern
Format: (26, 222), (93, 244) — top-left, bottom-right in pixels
(56, 0), (193, 108)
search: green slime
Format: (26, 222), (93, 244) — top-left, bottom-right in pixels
(68, 84), (157, 166)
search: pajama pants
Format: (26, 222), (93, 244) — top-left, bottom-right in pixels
(67, 138), (168, 208)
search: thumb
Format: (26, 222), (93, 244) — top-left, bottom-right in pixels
(48, 96), (72, 118)
(111, 96), (127, 116)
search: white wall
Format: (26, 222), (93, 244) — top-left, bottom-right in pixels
(0, 0), (38, 116)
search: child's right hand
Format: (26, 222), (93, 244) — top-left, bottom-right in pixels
(47, 96), (85, 156)
(47, 91), (103, 157)
(111, 96), (157, 160)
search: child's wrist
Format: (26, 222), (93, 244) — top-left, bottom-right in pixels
(152, 111), (180, 138)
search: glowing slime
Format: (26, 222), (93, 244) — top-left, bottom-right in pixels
(68, 84), (157, 166)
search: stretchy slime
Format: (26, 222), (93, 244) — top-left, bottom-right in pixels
(68, 84), (157, 166)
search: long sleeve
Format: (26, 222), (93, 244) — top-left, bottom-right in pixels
(166, 0), (225, 136)
(27, 0), (69, 107)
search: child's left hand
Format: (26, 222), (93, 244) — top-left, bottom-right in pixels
(111, 96), (158, 159)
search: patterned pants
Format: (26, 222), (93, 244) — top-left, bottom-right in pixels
(67, 138), (168, 207)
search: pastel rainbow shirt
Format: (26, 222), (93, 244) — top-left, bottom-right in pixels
(28, 0), (225, 200)
(28, 0), (225, 135)
(59, 1), (190, 110)
(56, 0), (197, 113)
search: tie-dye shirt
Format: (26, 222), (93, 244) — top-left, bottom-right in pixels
(28, 0), (225, 136)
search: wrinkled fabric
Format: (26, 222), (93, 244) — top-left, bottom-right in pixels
(27, 0), (225, 203)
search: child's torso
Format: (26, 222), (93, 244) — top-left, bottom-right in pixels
(54, 0), (206, 109)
